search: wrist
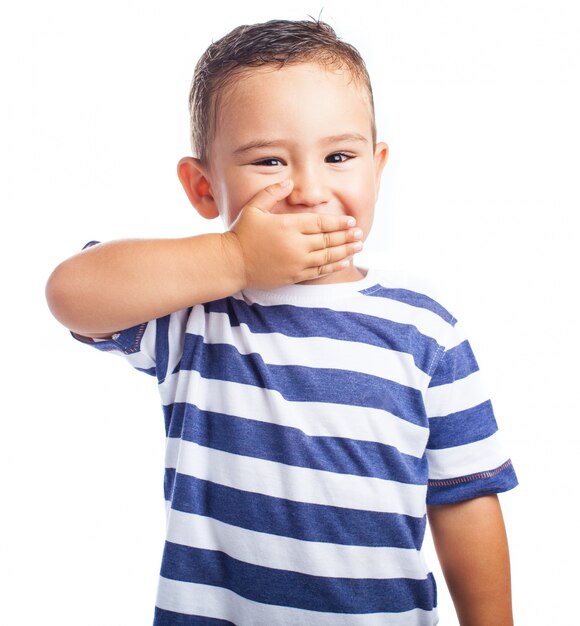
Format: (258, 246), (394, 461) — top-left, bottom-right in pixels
(219, 231), (248, 292)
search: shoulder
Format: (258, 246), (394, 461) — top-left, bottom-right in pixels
(360, 268), (461, 335)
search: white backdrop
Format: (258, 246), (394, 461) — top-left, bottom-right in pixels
(2, 1), (579, 624)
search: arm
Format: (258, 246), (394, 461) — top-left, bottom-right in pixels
(427, 495), (513, 626)
(46, 181), (361, 337)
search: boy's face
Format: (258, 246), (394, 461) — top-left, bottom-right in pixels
(189, 62), (387, 245)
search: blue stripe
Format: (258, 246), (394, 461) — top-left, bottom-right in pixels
(427, 462), (518, 505)
(165, 472), (426, 549)
(113, 321), (148, 354)
(72, 322), (149, 357)
(360, 286), (456, 324)
(429, 340), (479, 387)
(163, 403), (427, 483)
(203, 298), (441, 374)
(82, 240), (101, 250)
(154, 608), (235, 626)
(177, 335), (427, 426)
(427, 401), (498, 449)
(161, 543), (437, 614)
(155, 315), (171, 383)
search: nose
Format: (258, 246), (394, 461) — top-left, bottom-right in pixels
(285, 164), (330, 209)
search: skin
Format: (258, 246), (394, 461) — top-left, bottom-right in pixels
(46, 61), (514, 623)
(178, 62), (389, 285)
(428, 495), (514, 625)
(47, 62), (388, 336)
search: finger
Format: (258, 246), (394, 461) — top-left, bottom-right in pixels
(308, 228), (363, 251)
(308, 241), (363, 268)
(300, 256), (353, 281)
(244, 180), (294, 214)
(299, 213), (357, 235)
(316, 258), (353, 278)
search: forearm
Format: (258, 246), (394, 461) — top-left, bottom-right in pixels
(46, 234), (243, 336)
(47, 182), (361, 337)
(427, 495), (513, 626)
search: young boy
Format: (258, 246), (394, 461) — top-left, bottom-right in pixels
(46, 19), (517, 626)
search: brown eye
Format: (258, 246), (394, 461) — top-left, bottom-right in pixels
(254, 158), (284, 167)
(325, 153), (351, 163)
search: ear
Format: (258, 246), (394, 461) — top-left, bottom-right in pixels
(177, 157), (220, 220)
(373, 142), (389, 199)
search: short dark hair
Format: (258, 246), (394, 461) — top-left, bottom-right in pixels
(189, 19), (376, 163)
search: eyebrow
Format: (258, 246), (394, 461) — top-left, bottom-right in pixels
(233, 140), (283, 156)
(233, 133), (369, 156)
(322, 133), (369, 146)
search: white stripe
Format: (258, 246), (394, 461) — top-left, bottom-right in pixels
(166, 509), (430, 580)
(122, 310), (188, 374)
(165, 308), (192, 377)
(156, 577), (437, 626)
(424, 370), (489, 417)
(159, 369), (429, 458)
(195, 311), (429, 390)
(120, 347), (154, 371)
(165, 439), (427, 517)
(444, 319), (468, 350)
(427, 431), (509, 480)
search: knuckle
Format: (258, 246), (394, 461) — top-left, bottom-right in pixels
(324, 247), (332, 266)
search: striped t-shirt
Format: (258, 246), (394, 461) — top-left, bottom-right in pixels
(80, 270), (517, 625)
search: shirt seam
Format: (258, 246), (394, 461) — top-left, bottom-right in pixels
(428, 459), (513, 488)
(118, 322), (147, 354)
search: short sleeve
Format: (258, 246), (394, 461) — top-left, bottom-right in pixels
(72, 307), (192, 384)
(424, 322), (518, 505)
(70, 241), (195, 383)
(72, 320), (157, 374)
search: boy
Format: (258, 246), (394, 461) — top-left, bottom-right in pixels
(46, 19), (517, 626)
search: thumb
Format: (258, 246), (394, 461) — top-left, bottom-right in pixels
(245, 179), (294, 214)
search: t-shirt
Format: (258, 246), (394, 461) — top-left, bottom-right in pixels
(78, 270), (517, 625)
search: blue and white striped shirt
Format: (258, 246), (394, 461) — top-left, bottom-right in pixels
(80, 271), (517, 625)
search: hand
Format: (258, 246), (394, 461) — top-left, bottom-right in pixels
(223, 180), (363, 289)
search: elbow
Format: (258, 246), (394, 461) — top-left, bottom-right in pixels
(45, 261), (83, 332)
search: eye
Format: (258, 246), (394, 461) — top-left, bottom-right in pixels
(325, 152), (353, 164)
(253, 158), (285, 167)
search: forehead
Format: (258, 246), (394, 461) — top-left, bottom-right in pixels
(211, 62), (374, 150)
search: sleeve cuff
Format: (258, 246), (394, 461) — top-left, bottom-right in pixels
(426, 459), (518, 506)
(71, 322), (148, 355)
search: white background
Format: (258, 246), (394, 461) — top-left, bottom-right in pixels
(1, 1), (579, 624)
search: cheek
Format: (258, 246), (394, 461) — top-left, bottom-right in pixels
(210, 189), (240, 229)
(344, 174), (375, 207)
(344, 174), (376, 234)
(212, 175), (253, 227)
(229, 174), (278, 213)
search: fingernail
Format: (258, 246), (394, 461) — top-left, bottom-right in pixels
(353, 229), (363, 240)
(279, 179), (292, 188)
(353, 241), (363, 251)
(346, 217), (356, 227)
